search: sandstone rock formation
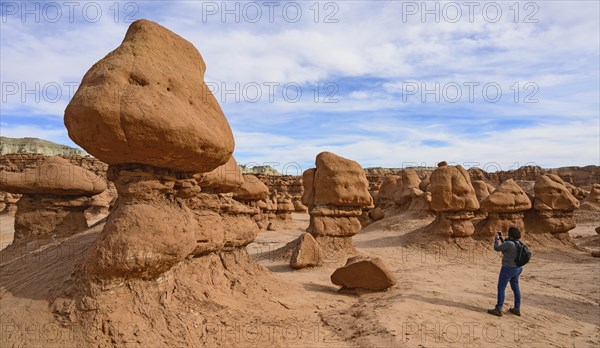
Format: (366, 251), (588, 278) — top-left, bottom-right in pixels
(0, 156), (106, 242)
(565, 182), (589, 200)
(302, 152), (372, 257)
(580, 184), (600, 211)
(85, 190), (112, 219)
(374, 175), (400, 208)
(525, 174), (580, 234)
(64, 20), (252, 279)
(369, 207), (385, 221)
(472, 180), (495, 203)
(233, 174), (270, 228)
(194, 156), (243, 193)
(275, 192), (295, 220)
(393, 170), (432, 212)
(290, 233), (323, 269)
(427, 162), (479, 236)
(330, 256), (396, 291)
(474, 179), (532, 238)
(64, 20), (234, 173)
(418, 175), (431, 192)
(292, 197), (308, 212)
(0, 192), (20, 215)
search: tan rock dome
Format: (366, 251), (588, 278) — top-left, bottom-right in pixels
(64, 19), (234, 173)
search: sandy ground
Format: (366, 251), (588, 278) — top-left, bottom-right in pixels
(1, 211), (599, 347)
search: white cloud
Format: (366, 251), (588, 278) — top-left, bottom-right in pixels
(0, 1), (598, 169)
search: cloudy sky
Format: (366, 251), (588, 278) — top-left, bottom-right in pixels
(1, 1), (598, 174)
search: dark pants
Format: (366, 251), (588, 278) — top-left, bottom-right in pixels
(496, 266), (522, 309)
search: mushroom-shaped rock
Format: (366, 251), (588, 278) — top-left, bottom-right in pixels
(331, 256), (396, 291)
(580, 184), (600, 211)
(427, 162), (479, 236)
(0, 156), (106, 196)
(1, 193), (20, 216)
(475, 179), (532, 238)
(64, 19), (234, 173)
(533, 174), (579, 211)
(302, 152), (372, 258)
(375, 175), (400, 208)
(195, 156), (243, 193)
(525, 174), (580, 234)
(393, 170), (421, 207)
(480, 179), (532, 213)
(290, 233), (323, 269)
(430, 163), (479, 211)
(0, 156), (107, 243)
(64, 20), (253, 279)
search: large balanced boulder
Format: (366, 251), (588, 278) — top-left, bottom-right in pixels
(0, 156), (106, 242)
(426, 162), (479, 236)
(331, 256), (396, 291)
(64, 19), (234, 173)
(474, 179), (532, 238)
(525, 174), (579, 234)
(313, 152), (372, 207)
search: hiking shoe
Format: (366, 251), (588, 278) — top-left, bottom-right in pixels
(487, 307), (503, 316)
(509, 308), (521, 316)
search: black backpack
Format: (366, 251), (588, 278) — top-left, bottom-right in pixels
(514, 240), (532, 267)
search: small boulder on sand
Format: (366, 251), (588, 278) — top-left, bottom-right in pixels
(369, 207), (385, 221)
(331, 256), (396, 291)
(290, 233), (323, 269)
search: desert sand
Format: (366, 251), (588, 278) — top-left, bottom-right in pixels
(1, 209), (598, 347)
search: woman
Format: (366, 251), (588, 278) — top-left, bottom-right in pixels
(488, 226), (522, 316)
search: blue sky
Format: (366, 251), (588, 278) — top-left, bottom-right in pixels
(1, 1), (599, 173)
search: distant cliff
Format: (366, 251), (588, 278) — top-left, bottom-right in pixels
(0, 137), (87, 157)
(239, 164), (281, 176)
